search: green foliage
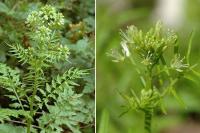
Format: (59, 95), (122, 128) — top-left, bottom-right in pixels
(98, 109), (110, 133)
(109, 22), (197, 133)
(0, 109), (29, 123)
(0, 123), (26, 133)
(0, 63), (26, 109)
(0, 3), (94, 133)
(38, 86), (91, 133)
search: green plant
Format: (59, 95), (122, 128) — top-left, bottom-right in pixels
(108, 21), (197, 133)
(0, 5), (93, 133)
(98, 109), (110, 133)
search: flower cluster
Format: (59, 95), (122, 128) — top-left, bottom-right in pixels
(39, 5), (64, 28)
(119, 21), (178, 67)
(139, 89), (161, 109)
(26, 5), (64, 29)
(106, 49), (125, 62)
(122, 89), (161, 114)
(26, 5), (64, 43)
(35, 25), (51, 42)
(171, 55), (189, 72)
(20, 5), (70, 64)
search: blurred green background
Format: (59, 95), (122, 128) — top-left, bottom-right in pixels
(96, 0), (200, 133)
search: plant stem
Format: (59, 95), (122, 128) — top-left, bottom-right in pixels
(7, 120), (41, 129)
(144, 109), (153, 133)
(147, 67), (153, 90)
(129, 57), (146, 87)
(8, 74), (24, 110)
(27, 70), (39, 133)
(13, 86), (24, 110)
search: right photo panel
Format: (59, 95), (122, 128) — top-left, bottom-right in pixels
(97, 0), (200, 133)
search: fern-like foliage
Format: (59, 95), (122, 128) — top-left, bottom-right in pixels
(0, 5), (93, 133)
(36, 68), (90, 133)
(0, 63), (26, 109)
(39, 88), (89, 133)
(0, 109), (29, 123)
(8, 43), (33, 65)
(109, 21), (196, 133)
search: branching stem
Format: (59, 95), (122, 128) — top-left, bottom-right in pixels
(27, 69), (40, 133)
(7, 120), (41, 129)
(13, 87), (24, 110)
(147, 67), (153, 90)
(8, 74), (24, 111)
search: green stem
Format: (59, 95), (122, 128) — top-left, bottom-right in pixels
(144, 108), (153, 133)
(147, 67), (153, 90)
(129, 57), (146, 88)
(8, 74), (25, 110)
(27, 70), (39, 133)
(13, 87), (24, 110)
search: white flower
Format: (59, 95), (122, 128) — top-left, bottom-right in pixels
(121, 41), (130, 57)
(106, 49), (125, 63)
(171, 55), (189, 72)
(141, 51), (153, 66)
(26, 5), (64, 29)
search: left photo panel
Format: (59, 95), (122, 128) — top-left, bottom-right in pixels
(0, 0), (95, 133)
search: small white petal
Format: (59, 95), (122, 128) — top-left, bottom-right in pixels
(121, 41), (130, 57)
